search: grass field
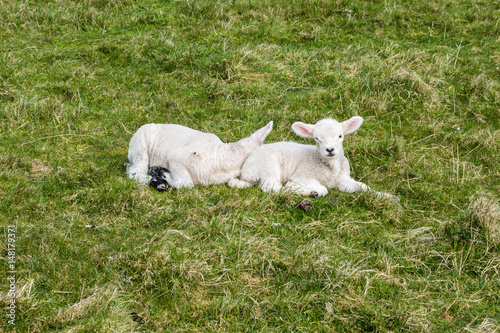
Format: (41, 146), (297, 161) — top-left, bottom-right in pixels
(1, 0), (499, 331)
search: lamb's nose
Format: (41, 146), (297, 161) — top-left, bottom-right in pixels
(326, 148), (334, 154)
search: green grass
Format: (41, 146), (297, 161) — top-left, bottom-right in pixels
(1, 0), (499, 331)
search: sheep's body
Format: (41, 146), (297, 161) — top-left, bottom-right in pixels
(229, 117), (394, 199)
(127, 122), (273, 189)
(229, 142), (366, 196)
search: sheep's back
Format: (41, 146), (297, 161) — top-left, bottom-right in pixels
(142, 124), (223, 166)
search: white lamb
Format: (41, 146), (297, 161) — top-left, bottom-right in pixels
(229, 116), (396, 199)
(127, 121), (273, 189)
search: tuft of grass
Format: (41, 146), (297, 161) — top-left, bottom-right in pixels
(468, 195), (500, 248)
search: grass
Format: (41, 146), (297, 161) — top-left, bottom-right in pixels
(1, 0), (499, 331)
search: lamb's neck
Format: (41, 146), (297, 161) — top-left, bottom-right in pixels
(317, 152), (339, 169)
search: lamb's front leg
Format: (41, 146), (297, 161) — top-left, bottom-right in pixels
(227, 178), (253, 189)
(337, 177), (398, 202)
(337, 177), (369, 193)
(162, 163), (194, 189)
(285, 178), (328, 197)
(260, 179), (283, 193)
(127, 149), (150, 184)
(127, 163), (150, 184)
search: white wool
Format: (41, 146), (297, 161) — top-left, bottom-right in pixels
(229, 117), (396, 199)
(127, 121), (273, 189)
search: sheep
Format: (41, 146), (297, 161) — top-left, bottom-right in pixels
(126, 121), (273, 190)
(228, 116), (397, 200)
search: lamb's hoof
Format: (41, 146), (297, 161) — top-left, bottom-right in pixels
(309, 192), (319, 198)
(148, 166), (170, 192)
(296, 199), (313, 211)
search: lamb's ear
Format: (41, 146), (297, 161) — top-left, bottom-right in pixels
(292, 122), (315, 138)
(341, 116), (363, 135)
(249, 121), (273, 145)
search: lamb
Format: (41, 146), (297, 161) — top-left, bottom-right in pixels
(127, 121), (273, 190)
(228, 116), (396, 200)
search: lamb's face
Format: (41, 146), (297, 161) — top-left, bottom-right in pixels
(313, 119), (345, 159)
(292, 116), (363, 161)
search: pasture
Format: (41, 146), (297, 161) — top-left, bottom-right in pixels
(0, 0), (499, 331)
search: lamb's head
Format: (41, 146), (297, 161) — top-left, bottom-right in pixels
(292, 116), (363, 160)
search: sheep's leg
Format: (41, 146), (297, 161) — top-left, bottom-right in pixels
(162, 163), (194, 189)
(127, 151), (150, 185)
(285, 179), (328, 197)
(260, 179), (282, 193)
(241, 158), (283, 193)
(127, 163), (150, 184)
(227, 178), (253, 189)
(338, 177), (399, 202)
(337, 177), (369, 193)
(126, 128), (152, 184)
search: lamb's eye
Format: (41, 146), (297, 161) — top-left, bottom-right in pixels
(339, 135), (343, 139)
(314, 137), (321, 142)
